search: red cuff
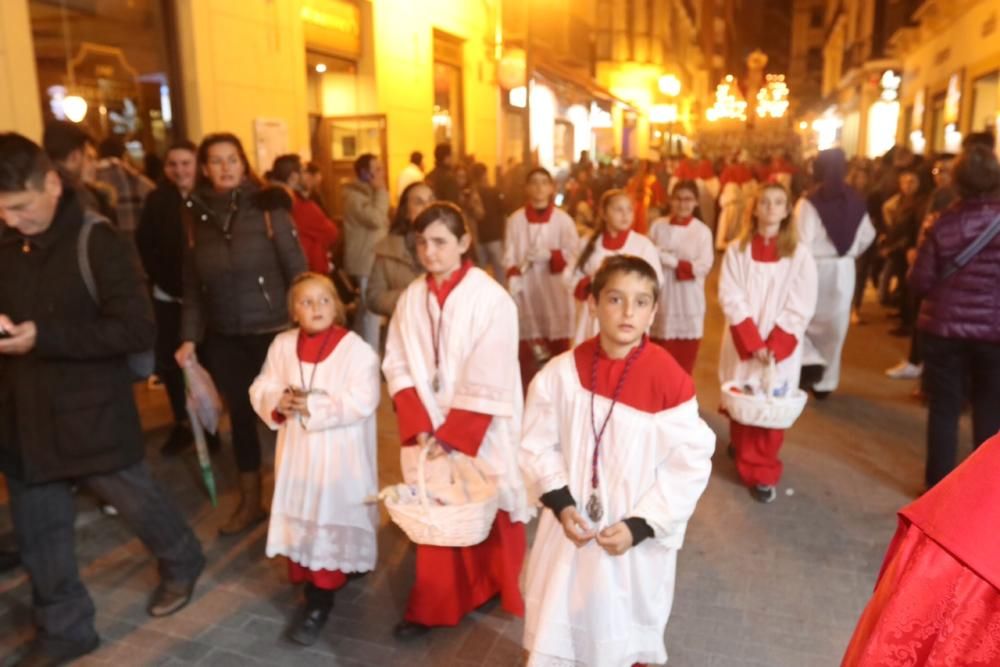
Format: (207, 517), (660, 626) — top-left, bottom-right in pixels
(506, 266), (521, 279)
(730, 318), (765, 360)
(574, 276), (592, 301)
(435, 409), (493, 457)
(271, 409), (287, 424)
(675, 260), (695, 281)
(765, 326), (798, 362)
(392, 387), (434, 445)
(549, 250), (567, 274)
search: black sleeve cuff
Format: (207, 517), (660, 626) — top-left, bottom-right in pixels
(623, 517), (655, 546)
(540, 486), (576, 518)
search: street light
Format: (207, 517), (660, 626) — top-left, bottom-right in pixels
(659, 74), (681, 97)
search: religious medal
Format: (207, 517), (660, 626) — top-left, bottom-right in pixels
(586, 492), (603, 522)
(426, 292), (445, 395)
(432, 372), (441, 393)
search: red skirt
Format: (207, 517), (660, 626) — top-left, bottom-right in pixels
(842, 522), (1000, 666)
(404, 510), (526, 626)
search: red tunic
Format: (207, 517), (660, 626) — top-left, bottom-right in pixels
(390, 261), (526, 626)
(291, 193), (340, 274)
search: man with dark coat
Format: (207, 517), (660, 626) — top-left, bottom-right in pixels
(425, 143), (461, 205)
(0, 133), (205, 666)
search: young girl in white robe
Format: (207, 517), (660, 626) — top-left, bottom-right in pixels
(568, 189), (662, 346)
(718, 183), (818, 503)
(382, 202), (534, 639)
(504, 167), (579, 388)
(249, 272), (381, 646)
(521, 255), (716, 667)
(648, 180), (715, 374)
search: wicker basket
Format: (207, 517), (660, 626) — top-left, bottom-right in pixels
(383, 446), (499, 547)
(720, 358), (808, 429)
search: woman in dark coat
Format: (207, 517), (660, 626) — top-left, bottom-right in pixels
(909, 143), (1000, 489)
(175, 133), (306, 535)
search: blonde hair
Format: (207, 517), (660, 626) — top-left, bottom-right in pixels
(287, 272), (346, 326)
(738, 183), (798, 258)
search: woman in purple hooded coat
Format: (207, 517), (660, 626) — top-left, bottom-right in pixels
(794, 148), (877, 398)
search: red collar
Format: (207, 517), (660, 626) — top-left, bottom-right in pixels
(296, 325), (348, 363)
(601, 228), (630, 250)
(751, 233), (780, 262)
(525, 203), (555, 223)
(427, 260), (473, 306)
(670, 216), (693, 227)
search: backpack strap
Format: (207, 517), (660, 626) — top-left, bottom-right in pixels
(77, 213), (106, 305)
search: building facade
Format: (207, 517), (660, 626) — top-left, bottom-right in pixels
(789, 0), (828, 112)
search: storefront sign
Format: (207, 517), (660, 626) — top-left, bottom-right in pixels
(302, 0), (361, 58)
(254, 118), (289, 172)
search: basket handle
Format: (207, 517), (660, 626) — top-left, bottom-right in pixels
(416, 444), (432, 515)
(761, 355), (777, 401)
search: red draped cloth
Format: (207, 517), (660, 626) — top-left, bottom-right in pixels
(841, 434), (1000, 666)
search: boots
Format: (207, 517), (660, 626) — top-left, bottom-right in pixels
(218, 472), (267, 536)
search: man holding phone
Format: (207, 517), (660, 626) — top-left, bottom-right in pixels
(340, 152), (389, 349)
(0, 133), (205, 665)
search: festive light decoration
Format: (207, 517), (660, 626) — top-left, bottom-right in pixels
(62, 95), (89, 123)
(658, 74), (681, 97)
(706, 75), (747, 122)
(756, 74), (789, 119)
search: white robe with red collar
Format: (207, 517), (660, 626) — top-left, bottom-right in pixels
(520, 339), (716, 667)
(568, 230), (663, 345)
(503, 206), (579, 340)
(382, 266), (533, 523)
(648, 216), (715, 340)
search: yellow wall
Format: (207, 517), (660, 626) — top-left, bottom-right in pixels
(597, 61), (658, 159)
(371, 0), (499, 199)
(0, 0), (43, 139)
(174, 0), (310, 170)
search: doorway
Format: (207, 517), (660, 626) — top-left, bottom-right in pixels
(311, 114), (388, 219)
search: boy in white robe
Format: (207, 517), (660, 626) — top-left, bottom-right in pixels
(504, 167), (580, 387)
(568, 189), (662, 346)
(521, 255), (716, 667)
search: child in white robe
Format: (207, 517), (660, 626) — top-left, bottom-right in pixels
(568, 189), (662, 346)
(504, 167), (579, 388)
(718, 183), (818, 503)
(249, 272), (381, 645)
(648, 179), (715, 374)
(521, 255), (716, 667)
(382, 202), (533, 639)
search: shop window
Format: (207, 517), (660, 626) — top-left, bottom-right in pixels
(29, 0), (180, 160)
(928, 93), (946, 154)
(970, 71), (999, 133)
(433, 31), (464, 156)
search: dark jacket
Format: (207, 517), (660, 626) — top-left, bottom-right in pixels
(427, 165), (461, 205)
(910, 197), (1000, 342)
(477, 185), (506, 244)
(180, 183), (307, 343)
(136, 183), (186, 297)
(0, 189), (155, 483)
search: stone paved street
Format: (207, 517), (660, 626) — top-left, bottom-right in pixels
(0, 268), (973, 666)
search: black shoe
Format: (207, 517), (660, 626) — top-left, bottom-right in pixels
(160, 424), (194, 457)
(798, 364), (825, 391)
(392, 620), (430, 641)
(287, 604), (331, 646)
(5, 636), (100, 667)
(0, 548), (20, 574)
(812, 389), (832, 400)
(750, 485), (777, 504)
(147, 556), (204, 617)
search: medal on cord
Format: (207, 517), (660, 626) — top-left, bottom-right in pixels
(586, 337), (645, 523)
(295, 326), (335, 425)
(426, 291), (445, 393)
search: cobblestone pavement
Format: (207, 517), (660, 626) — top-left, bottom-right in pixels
(0, 270), (972, 666)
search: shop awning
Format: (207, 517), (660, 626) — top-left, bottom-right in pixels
(532, 60), (636, 111)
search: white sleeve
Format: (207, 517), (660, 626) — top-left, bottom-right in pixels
(518, 363), (568, 499)
(304, 340), (381, 431)
(451, 293), (521, 417)
(850, 214), (877, 258)
(718, 245), (753, 325)
(691, 224), (715, 278)
(794, 198), (819, 250)
(249, 340), (289, 430)
(382, 295), (416, 396)
(773, 249), (819, 337)
(559, 215), (580, 261)
(631, 398), (715, 549)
